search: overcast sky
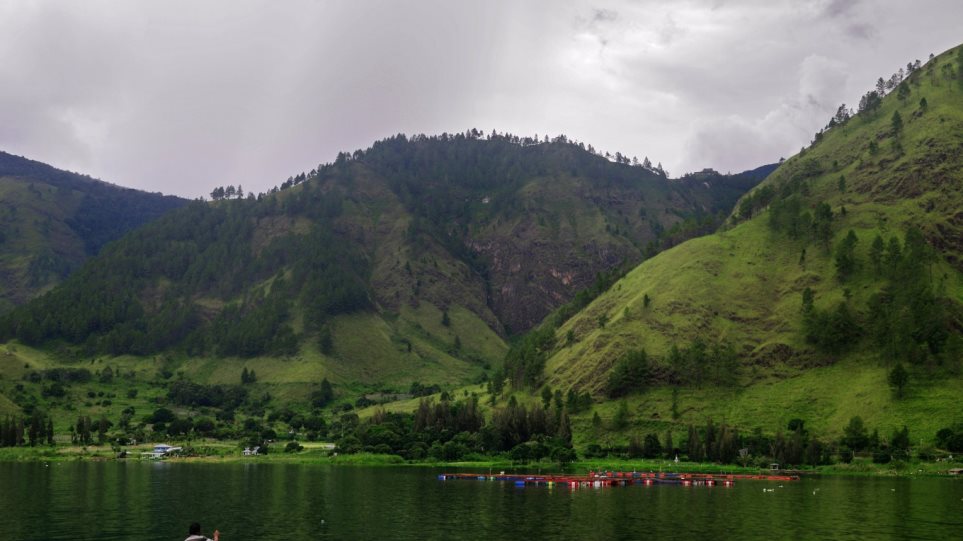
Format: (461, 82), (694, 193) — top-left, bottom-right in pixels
(1, 1), (960, 198)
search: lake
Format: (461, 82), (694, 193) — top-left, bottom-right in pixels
(1, 462), (961, 540)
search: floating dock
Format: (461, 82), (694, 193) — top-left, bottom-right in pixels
(438, 470), (799, 488)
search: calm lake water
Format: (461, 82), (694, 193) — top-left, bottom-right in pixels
(1, 462), (961, 540)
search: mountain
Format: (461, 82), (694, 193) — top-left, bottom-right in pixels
(0, 134), (767, 392)
(535, 45), (963, 441)
(0, 151), (188, 312)
(3, 44), (959, 466)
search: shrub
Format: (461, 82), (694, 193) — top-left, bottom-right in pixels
(947, 433), (963, 453)
(872, 449), (892, 464)
(551, 447), (577, 465)
(285, 441), (304, 453)
(583, 443), (604, 458)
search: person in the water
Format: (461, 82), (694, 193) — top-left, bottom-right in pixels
(184, 522), (219, 541)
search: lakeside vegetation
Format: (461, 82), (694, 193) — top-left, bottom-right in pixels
(0, 46), (961, 489)
(1, 442), (961, 479)
(2, 349), (962, 478)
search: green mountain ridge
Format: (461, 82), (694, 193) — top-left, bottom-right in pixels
(0, 151), (188, 311)
(529, 44), (963, 443)
(0, 135), (772, 437)
(0, 135), (767, 383)
(6, 39), (960, 460)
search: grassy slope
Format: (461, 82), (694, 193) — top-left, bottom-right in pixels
(0, 134), (764, 419)
(0, 178), (86, 311)
(16, 50), (953, 449)
(538, 45), (963, 443)
(0, 154), (187, 312)
(0, 165), (508, 417)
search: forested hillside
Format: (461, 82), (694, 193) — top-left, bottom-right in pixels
(1, 42), (960, 472)
(332, 45), (963, 468)
(0, 152), (187, 311)
(0, 134), (767, 373)
(513, 45), (963, 446)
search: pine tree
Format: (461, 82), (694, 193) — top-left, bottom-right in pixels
(896, 81), (911, 101)
(890, 426), (910, 456)
(687, 425), (703, 462)
(627, 435), (643, 458)
(643, 433), (662, 458)
(888, 363), (909, 399)
(835, 230), (859, 280)
(28, 413), (40, 446)
(612, 400), (630, 430)
(97, 416), (109, 445)
(891, 110), (903, 136)
(540, 386), (553, 409)
(870, 234), (885, 275)
(319, 378), (334, 405)
(843, 416), (869, 451)
(556, 409), (572, 446)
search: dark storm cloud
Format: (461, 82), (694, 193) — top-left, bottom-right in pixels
(0, 1), (961, 197)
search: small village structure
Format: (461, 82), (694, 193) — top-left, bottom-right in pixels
(142, 444), (182, 460)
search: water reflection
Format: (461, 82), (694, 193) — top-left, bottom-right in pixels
(0, 463), (960, 540)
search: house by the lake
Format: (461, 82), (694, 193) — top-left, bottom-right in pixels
(143, 444), (182, 459)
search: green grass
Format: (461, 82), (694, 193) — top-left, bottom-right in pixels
(505, 45), (963, 444)
(562, 355), (963, 448)
(0, 300), (501, 429)
(342, 46), (956, 446)
(2, 443), (960, 478)
(0, 178), (86, 308)
(4, 47), (962, 466)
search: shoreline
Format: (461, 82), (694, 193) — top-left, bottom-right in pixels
(1, 446), (960, 478)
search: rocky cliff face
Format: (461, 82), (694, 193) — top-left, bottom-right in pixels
(0, 135), (767, 366)
(322, 138), (769, 334)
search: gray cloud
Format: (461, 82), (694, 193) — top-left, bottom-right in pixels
(0, 0), (961, 197)
(821, 0), (861, 19)
(844, 22), (877, 40)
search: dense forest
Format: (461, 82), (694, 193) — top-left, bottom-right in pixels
(1, 134), (769, 356)
(0, 151), (186, 256)
(0, 187), (368, 356)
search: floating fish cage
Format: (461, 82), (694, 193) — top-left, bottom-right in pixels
(435, 470), (795, 488)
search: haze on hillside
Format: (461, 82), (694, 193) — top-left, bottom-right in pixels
(1, 0), (962, 198)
